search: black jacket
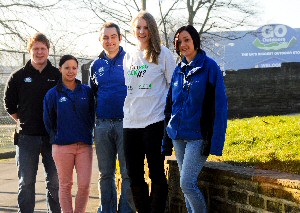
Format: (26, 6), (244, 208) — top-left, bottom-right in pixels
(4, 60), (61, 135)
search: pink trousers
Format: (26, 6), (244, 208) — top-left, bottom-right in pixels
(52, 143), (93, 213)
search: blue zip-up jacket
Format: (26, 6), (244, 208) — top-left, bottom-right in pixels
(43, 79), (95, 145)
(89, 47), (127, 119)
(165, 51), (228, 156)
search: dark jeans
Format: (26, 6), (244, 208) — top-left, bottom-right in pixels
(16, 134), (61, 213)
(124, 121), (168, 213)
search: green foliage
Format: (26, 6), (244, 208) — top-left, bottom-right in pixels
(209, 115), (300, 174)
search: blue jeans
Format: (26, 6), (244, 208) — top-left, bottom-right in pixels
(95, 119), (135, 213)
(173, 140), (208, 213)
(16, 134), (60, 213)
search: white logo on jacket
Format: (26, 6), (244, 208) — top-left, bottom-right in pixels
(59, 97), (67, 102)
(97, 67), (105, 76)
(24, 77), (32, 83)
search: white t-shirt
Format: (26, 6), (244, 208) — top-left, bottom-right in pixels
(123, 46), (176, 128)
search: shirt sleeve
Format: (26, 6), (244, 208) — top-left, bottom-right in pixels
(89, 60), (98, 96)
(43, 89), (57, 135)
(210, 63), (228, 156)
(3, 72), (19, 115)
(162, 46), (176, 84)
(87, 86), (95, 130)
(123, 52), (130, 84)
(163, 84), (173, 139)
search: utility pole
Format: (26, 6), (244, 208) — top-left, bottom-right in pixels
(142, 0), (146, 10)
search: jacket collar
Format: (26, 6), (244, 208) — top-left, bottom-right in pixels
(56, 78), (82, 92)
(179, 50), (206, 77)
(181, 50), (206, 68)
(25, 59), (53, 73)
(98, 46), (124, 61)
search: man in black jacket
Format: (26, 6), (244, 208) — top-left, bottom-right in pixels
(3, 32), (61, 213)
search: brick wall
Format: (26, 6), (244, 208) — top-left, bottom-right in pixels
(225, 62), (300, 118)
(166, 160), (300, 213)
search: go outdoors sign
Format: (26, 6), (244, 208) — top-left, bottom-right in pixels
(253, 24), (297, 51)
(213, 24), (300, 70)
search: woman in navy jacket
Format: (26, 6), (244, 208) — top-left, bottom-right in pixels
(162, 25), (228, 213)
(43, 55), (95, 213)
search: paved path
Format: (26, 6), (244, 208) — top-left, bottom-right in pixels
(0, 149), (100, 213)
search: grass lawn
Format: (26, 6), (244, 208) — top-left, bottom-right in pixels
(209, 115), (300, 175)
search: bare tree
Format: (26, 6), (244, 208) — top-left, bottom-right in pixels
(158, 0), (181, 48)
(0, 0), (65, 68)
(78, 0), (259, 49)
(0, 0), (96, 66)
(0, 0), (62, 49)
(0, 0), (260, 62)
(183, 0), (258, 36)
(77, 0), (142, 46)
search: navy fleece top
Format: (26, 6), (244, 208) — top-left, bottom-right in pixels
(43, 79), (95, 145)
(165, 51), (228, 156)
(89, 47), (126, 119)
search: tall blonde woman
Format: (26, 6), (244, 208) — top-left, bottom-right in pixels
(123, 11), (176, 213)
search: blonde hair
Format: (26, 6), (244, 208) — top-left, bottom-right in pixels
(132, 11), (161, 64)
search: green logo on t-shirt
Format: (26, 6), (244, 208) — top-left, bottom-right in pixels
(128, 64), (149, 78)
(139, 83), (152, 89)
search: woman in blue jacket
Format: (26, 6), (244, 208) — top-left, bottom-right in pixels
(162, 25), (228, 213)
(43, 55), (95, 213)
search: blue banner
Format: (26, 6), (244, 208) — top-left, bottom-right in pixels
(205, 24), (300, 70)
